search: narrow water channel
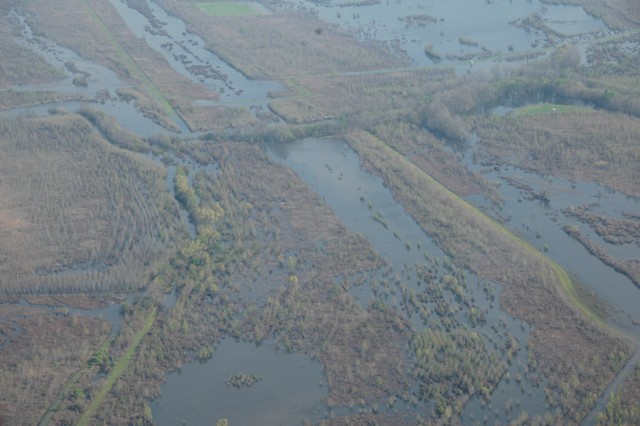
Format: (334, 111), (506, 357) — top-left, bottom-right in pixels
(109, 0), (283, 107)
(461, 135), (640, 340)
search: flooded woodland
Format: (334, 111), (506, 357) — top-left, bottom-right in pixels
(0, 0), (639, 424)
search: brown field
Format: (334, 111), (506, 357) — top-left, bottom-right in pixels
(0, 15), (63, 87)
(0, 114), (183, 294)
(475, 110), (640, 197)
(269, 68), (458, 124)
(0, 305), (110, 426)
(370, 121), (501, 202)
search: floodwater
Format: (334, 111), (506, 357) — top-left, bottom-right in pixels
(268, 138), (446, 269)
(268, 138), (548, 423)
(151, 339), (327, 425)
(460, 134), (640, 340)
(291, 0), (609, 68)
(1, 0), (636, 423)
(9, 11), (123, 95)
(109, 0), (283, 107)
(7, 9), (192, 135)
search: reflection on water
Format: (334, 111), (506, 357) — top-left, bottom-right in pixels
(269, 138), (446, 268)
(151, 339), (327, 425)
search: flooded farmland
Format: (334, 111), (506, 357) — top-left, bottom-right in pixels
(151, 340), (327, 425)
(1, 0), (639, 423)
(291, 0), (610, 68)
(269, 138), (550, 424)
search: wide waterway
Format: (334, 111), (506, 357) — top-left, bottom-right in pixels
(460, 133), (640, 340)
(109, 0), (283, 107)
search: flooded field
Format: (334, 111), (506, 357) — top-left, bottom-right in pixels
(9, 10), (123, 95)
(269, 138), (549, 424)
(1, 0), (638, 423)
(460, 133), (640, 339)
(151, 339), (327, 425)
(289, 0), (609, 68)
(109, 0), (283, 106)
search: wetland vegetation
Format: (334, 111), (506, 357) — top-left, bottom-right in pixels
(1, 0), (639, 424)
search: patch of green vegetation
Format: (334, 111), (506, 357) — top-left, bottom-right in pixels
(194, 2), (262, 17)
(412, 328), (504, 416)
(515, 103), (592, 116)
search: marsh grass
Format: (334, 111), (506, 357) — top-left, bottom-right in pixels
(0, 114), (183, 294)
(475, 110), (640, 197)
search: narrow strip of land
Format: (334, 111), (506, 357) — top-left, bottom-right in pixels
(351, 131), (600, 323)
(77, 306), (157, 426)
(37, 336), (114, 426)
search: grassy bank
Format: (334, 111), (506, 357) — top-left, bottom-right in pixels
(195, 2), (262, 17)
(344, 130), (632, 422)
(37, 335), (114, 426)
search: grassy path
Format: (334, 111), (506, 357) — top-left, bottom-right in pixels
(37, 336), (114, 426)
(582, 345), (640, 426)
(77, 306), (158, 426)
(350, 131), (601, 323)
